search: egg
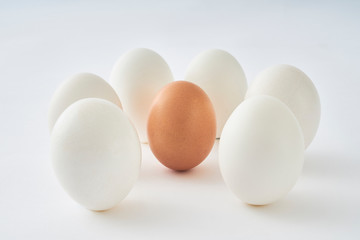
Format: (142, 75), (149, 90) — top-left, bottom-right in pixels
(51, 98), (141, 211)
(219, 96), (304, 205)
(110, 48), (174, 143)
(185, 49), (247, 138)
(246, 64), (320, 148)
(48, 72), (121, 132)
(147, 81), (216, 171)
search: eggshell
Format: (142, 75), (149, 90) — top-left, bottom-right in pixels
(219, 95), (304, 205)
(110, 48), (174, 143)
(48, 72), (122, 132)
(246, 64), (320, 148)
(185, 49), (247, 138)
(51, 98), (141, 211)
(147, 81), (216, 171)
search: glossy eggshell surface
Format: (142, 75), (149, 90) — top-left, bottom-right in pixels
(147, 81), (216, 171)
(51, 98), (141, 211)
(185, 49), (247, 138)
(48, 72), (122, 132)
(219, 95), (304, 205)
(246, 64), (320, 148)
(110, 48), (174, 143)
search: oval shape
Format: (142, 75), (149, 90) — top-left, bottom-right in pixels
(110, 48), (174, 143)
(185, 49), (247, 138)
(219, 96), (304, 205)
(48, 72), (122, 132)
(246, 64), (320, 148)
(147, 81), (216, 171)
(51, 98), (141, 211)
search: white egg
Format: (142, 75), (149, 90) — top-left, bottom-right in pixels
(185, 49), (247, 138)
(110, 48), (174, 143)
(219, 96), (304, 205)
(51, 98), (141, 211)
(48, 72), (122, 132)
(246, 64), (320, 148)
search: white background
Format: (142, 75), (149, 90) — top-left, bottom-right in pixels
(1, 0), (359, 239)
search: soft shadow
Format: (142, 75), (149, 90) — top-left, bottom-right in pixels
(239, 151), (358, 226)
(85, 198), (192, 228)
(86, 149), (357, 228)
(89, 199), (147, 221)
(167, 141), (221, 184)
(162, 160), (222, 184)
(242, 191), (348, 227)
(303, 151), (358, 181)
(139, 140), (222, 185)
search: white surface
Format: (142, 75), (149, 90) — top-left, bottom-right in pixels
(246, 64), (321, 148)
(219, 96), (304, 205)
(185, 49), (247, 138)
(110, 48), (174, 143)
(48, 72), (122, 132)
(1, 0), (359, 239)
(51, 98), (141, 211)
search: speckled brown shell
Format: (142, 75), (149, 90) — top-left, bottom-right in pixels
(147, 81), (216, 171)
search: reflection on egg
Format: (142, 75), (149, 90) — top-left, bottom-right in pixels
(185, 49), (247, 138)
(246, 64), (320, 148)
(110, 48), (174, 143)
(48, 72), (121, 132)
(147, 81), (216, 171)
(219, 96), (304, 205)
(51, 98), (141, 211)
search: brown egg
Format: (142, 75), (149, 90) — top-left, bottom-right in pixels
(147, 81), (216, 171)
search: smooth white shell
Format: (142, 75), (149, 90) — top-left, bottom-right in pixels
(246, 64), (320, 148)
(185, 49), (247, 138)
(48, 72), (122, 132)
(219, 96), (304, 205)
(51, 98), (141, 211)
(110, 48), (174, 143)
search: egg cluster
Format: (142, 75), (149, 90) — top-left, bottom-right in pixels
(49, 48), (320, 211)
